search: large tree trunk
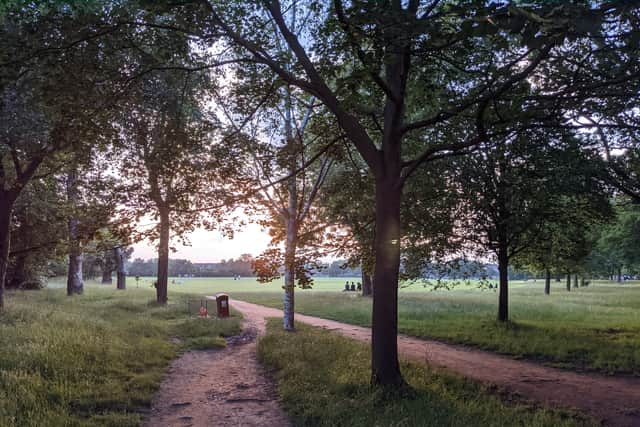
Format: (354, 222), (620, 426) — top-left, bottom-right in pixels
(566, 273), (571, 292)
(283, 215), (297, 331)
(573, 273), (579, 289)
(66, 169), (83, 296)
(115, 247), (126, 290)
(371, 176), (403, 386)
(156, 208), (170, 304)
(0, 198), (13, 308)
(497, 241), (509, 322)
(362, 269), (373, 297)
(544, 269), (551, 295)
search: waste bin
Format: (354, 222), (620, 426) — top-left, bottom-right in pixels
(215, 293), (229, 318)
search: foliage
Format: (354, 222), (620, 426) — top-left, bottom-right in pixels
(588, 202), (640, 277)
(127, 254), (256, 277)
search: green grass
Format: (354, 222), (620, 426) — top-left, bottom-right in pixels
(258, 319), (595, 427)
(45, 277), (640, 374)
(0, 287), (241, 427)
(231, 280), (640, 375)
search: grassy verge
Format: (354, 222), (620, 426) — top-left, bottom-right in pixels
(0, 287), (241, 427)
(258, 319), (595, 427)
(241, 282), (640, 375)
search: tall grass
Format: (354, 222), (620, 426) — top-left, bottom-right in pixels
(258, 319), (595, 427)
(0, 287), (240, 427)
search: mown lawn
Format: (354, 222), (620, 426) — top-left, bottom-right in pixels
(239, 281), (640, 375)
(258, 319), (596, 427)
(0, 287), (240, 427)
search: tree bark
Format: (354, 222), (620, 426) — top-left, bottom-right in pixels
(156, 208), (170, 304)
(573, 273), (579, 289)
(278, 70), (298, 331)
(0, 198), (13, 308)
(497, 241), (509, 322)
(66, 169), (83, 296)
(544, 269), (551, 295)
(617, 268), (622, 283)
(283, 215), (297, 331)
(115, 247), (126, 290)
(566, 273), (571, 291)
(362, 269), (373, 297)
(371, 175), (403, 386)
(101, 268), (113, 284)
(66, 223), (83, 295)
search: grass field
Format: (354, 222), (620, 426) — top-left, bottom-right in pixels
(258, 319), (596, 427)
(0, 287), (240, 427)
(238, 281), (640, 375)
(44, 277), (640, 374)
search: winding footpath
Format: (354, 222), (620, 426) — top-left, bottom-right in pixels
(231, 299), (640, 427)
(143, 318), (290, 427)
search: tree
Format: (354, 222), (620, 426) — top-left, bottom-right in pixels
(591, 203), (640, 281)
(116, 66), (233, 304)
(457, 126), (610, 321)
(203, 1), (637, 385)
(6, 176), (67, 289)
(0, 1), (141, 306)
(245, 100), (335, 330)
(513, 197), (608, 295)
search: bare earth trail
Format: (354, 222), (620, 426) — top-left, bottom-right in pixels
(231, 299), (640, 427)
(143, 316), (290, 427)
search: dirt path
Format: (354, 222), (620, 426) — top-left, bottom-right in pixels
(143, 319), (290, 427)
(232, 299), (640, 427)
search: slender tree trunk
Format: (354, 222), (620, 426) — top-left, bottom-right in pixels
(544, 269), (551, 295)
(555, 274), (561, 282)
(66, 169), (83, 296)
(283, 215), (297, 331)
(617, 268), (622, 283)
(101, 268), (112, 284)
(156, 208), (169, 304)
(66, 222), (83, 295)
(580, 277), (585, 287)
(281, 74), (299, 332)
(566, 273), (571, 291)
(115, 247), (126, 290)
(497, 241), (509, 322)
(0, 198), (13, 308)
(371, 175), (403, 386)
(362, 269), (373, 297)
(573, 273), (579, 288)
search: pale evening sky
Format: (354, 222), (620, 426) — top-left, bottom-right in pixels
(131, 223), (272, 263)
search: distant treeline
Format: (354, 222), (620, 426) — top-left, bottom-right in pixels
(125, 256), (515, 280)
(127, 254), (255, 277)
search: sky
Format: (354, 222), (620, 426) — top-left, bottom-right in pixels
(130, 223), (272, 263)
